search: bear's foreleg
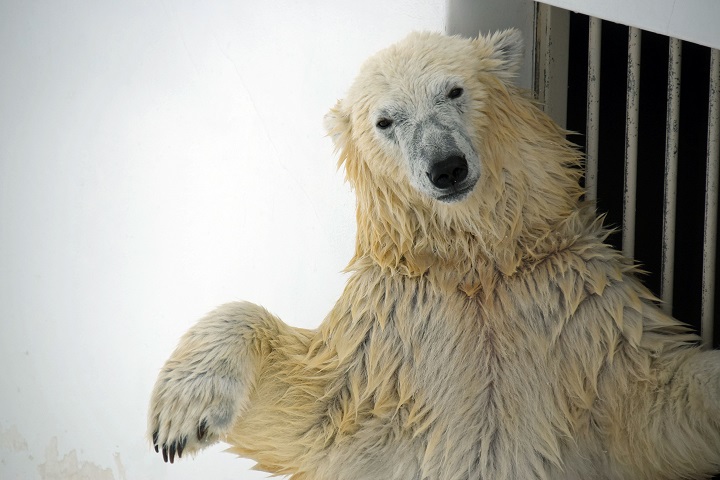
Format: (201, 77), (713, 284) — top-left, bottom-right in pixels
(609, 348), (720, 477)
(650, 349), (720, 476)
(147, 301), (285, 462)
(684, 349), (720, 416)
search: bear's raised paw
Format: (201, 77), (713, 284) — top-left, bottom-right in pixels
(148, 302), (273, 463)
(148, 364), (243, 462)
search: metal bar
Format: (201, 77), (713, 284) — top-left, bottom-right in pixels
(623, 27), (641, 259)
(660, 37), (682, 314)
(701, 48), (720, 349)
(585, 17), (602, 203)
(534, 3), (570, 128)
(534, 2), (550, 101)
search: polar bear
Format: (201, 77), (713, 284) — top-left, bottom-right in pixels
(148, 30), (720, 479)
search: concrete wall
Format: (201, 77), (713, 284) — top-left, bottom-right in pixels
(0, 1), (533, 478)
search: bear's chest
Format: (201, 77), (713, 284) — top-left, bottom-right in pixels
(333, 290), (578, 479)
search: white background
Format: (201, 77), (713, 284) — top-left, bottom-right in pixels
(0, 1), (533, 478)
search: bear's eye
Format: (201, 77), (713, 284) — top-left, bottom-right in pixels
(376, 118), (393, 130)
(448, 87), (464, 99)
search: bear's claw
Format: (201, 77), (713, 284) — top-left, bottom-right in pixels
(152, 431), (185, 463)
(152, 426), (193, 463)
(163, 440), (180, 463)
(151, 418), (203, 463)
(197, 419), (208, 441)
(150, 407), (223, 462)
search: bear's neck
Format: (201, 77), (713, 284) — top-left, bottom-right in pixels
(348, 139), (585, 291)
(348, 185), (589, 291)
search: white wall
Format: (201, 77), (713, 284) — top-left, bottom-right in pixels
(0, 1), (532, 478)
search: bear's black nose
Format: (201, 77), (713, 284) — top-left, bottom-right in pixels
(427, 155), (469, 189)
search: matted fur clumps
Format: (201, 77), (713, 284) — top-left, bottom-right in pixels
(148, 31), (720, 479)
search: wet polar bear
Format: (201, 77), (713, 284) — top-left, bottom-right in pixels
(149, 31), (720, 479)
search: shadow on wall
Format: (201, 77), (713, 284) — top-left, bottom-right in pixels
(445, 0), (535, 89)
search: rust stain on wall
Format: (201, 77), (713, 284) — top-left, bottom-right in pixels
(37, 438), (114, 480)
(0, 424), (29, 452)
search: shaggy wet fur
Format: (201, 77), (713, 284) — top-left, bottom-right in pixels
(148, 31), (720, 479)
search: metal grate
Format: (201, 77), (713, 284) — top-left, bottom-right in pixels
(623, 26), (641, 259)
(661, 36), (682, 313)
(535, 6), (720, 349)
(703, 49), (720, 347)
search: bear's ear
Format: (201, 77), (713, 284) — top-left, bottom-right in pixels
(324, 99), (351, 151)
(478, 28), (524, 78)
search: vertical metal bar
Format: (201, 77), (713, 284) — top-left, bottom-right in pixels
(623, 27), (641, 259)
(585, 17), (602, 203)
(701, 48), (720, 349)
(660, 38), (682, 314)
(534, 2), (550, 101)
(534, 3), (570, 128)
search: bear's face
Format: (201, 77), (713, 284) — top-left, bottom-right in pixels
(371, 73), (480, 203)
(325, 30), (524, 205)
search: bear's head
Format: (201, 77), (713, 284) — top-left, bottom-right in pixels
(325, 31), (584, 280)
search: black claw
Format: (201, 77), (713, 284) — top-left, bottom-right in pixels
(197, 419), (208, 441)
(177, 437), (186, 458)
(169, 443), (176, 464)
(152, 430), (159, 453)
(162, 445), (168, 463)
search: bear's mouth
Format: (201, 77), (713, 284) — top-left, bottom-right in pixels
(436, 184), (474, 203)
